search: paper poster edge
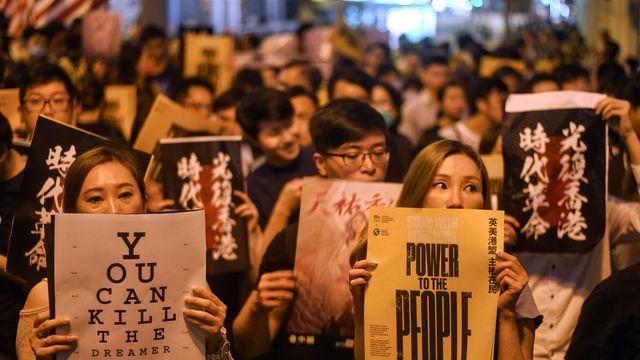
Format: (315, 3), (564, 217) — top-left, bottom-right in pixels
(505, 91), (606, 112)
(159, 135), (242, 144)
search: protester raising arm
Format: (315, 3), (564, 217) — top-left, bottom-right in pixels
(595, 97), (640, 166)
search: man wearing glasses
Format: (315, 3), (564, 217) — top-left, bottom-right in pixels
(19, 64), (80, 139)
(233, 99), (389, 360)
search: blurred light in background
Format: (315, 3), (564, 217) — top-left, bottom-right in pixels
(386, 6), (437, 41)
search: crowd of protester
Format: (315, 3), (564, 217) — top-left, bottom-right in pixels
(1, 15), (640, 360)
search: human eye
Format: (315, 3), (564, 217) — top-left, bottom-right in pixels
(52, 97), (68, 106)
(26, 97), (43, 107)
(343, 153), (361, 161)
(464, 183), (479, 192)
(87, 195), (102, 204)
(432, 181), (447, 189)
(119, 191), (133, 200)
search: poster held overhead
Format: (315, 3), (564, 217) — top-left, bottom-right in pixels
(81, 10), (121, 60)
(133, 94), (221, 181)
(183, 33), (234, 95)
(103, 85), (137, 141)
(502, 91), (607, 253)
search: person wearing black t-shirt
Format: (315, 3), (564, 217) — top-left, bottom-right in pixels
(0, 113), (28, 359)
(566, 261), (640, 359)
(233, 99), (389, 359)
(238, 89), (318, 248)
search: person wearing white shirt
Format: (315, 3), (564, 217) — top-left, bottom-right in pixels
(515, 97), (640, 359)
(398, 56), (449, 146)
(438, 77), (508, 153)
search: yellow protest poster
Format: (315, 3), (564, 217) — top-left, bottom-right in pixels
(0, 88), (21, 132)
(364, 207), (504, 360)
(479, 56), (526, 77)
(133, 94), (221, 179)
(183, 33), (234, 95)
(103, 85), (137, 141)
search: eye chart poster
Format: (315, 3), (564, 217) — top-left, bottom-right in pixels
(48, 211), (207, 359)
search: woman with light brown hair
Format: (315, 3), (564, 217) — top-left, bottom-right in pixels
(349, 139), (540, 360)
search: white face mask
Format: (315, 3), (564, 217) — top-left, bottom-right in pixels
(28, 43), (47, 59)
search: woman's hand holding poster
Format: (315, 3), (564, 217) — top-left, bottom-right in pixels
(48, 211), (207, 359)
(364, 207), (504, 360)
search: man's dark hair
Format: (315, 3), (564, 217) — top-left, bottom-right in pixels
(232, 68), (263, 94)
(213, 87), (244, 112)
(327, 67), (374, 100)
(437, 81), (466, 103)
(623, 77), (640, 109)
(287, 86), (319, 106)
(598, 61), (627, 96)
(76, 72), (104, 111)
(376, 63), (400, 79)
(19, 63), (77, 103)
(174, 77), (215, 103)
(626, 57), (639, 75)
(0, 112), (11, 155)
(236, 88), (293, 139)
(493, 66), (523, 82)
(468, 77), (507, 114)
(552, 64), (589, 86)
(140, 24), (166, 46)
(310, 98), (387, 155)
(523, 73), (559, 93)
(420, 55), (449, 69)
(282, 60), (323, 93)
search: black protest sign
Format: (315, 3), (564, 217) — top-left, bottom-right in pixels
(160, 136), (248, 274)
(6, 117), (151, 286)
(502, 92), (607, 253)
